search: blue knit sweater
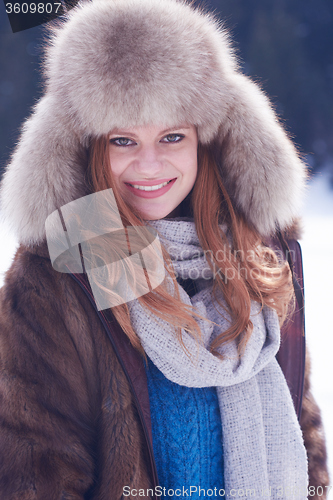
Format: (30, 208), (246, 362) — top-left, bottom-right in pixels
(145, 356), (224, 498)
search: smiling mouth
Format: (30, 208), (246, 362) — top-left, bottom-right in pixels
(127, 179), (175, 191)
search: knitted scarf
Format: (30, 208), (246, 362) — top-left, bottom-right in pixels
(128, 219), (308, 499)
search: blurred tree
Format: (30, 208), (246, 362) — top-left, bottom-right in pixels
(1, 0), (333, 175)
(0, 5), (43, 174)
(198, 0), (333, 171)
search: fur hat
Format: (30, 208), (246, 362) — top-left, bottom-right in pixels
(0, 0), (307, 245)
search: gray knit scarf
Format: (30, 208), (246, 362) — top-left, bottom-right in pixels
(128, 219), (308, 499)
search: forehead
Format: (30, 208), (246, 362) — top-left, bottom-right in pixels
(109, 124), (196, 137)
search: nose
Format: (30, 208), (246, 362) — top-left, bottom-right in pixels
(133, 144), (164, 177)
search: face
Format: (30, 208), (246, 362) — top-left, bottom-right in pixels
(108, 124), (198, 220)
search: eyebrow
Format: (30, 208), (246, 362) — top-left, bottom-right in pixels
(109, 125), (191, 137)
(160, 125), (191, 134)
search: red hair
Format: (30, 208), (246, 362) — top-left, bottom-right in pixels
(87, 136), (294, 357)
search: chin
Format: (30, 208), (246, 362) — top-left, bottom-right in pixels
(139, 205), (178, 221)
(144, 213), (170, 221)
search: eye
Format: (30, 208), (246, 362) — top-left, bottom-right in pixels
(109, 137), (136, 147)
(161, 133), (185, 143)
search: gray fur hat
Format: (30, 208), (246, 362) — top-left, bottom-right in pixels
(0, 0), (307, 245)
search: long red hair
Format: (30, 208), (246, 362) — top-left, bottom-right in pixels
(87, 136), (294, 357)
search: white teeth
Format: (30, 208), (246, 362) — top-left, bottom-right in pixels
(129, 180), (173, 191)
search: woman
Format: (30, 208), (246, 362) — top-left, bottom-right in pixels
(0, 0), (329, 498)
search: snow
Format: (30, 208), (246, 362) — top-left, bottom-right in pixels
(300, 169), (333, 487)
(0, 218), (18, 285)
(0, 171), (332, 488)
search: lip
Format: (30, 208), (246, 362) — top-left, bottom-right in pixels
(124, 178), (177, 198)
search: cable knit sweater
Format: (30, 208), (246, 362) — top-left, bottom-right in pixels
(145, 356), (224, 496)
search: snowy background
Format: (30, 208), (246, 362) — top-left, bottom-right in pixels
(300, 167), (333, 488)
(0, 169), (332, 489)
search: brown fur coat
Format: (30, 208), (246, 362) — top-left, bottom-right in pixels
(0, 1), (329, 497)
(0, 242), (329, 499)
(0, 245), (152, 499)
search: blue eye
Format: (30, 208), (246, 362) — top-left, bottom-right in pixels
(110, 137), (135, 147)
(161, 134), (184, 143)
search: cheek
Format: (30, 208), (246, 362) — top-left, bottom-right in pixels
(183, 140), (198, 181)
(108, 153), (127, 182)
(184, 153), (198, 185)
